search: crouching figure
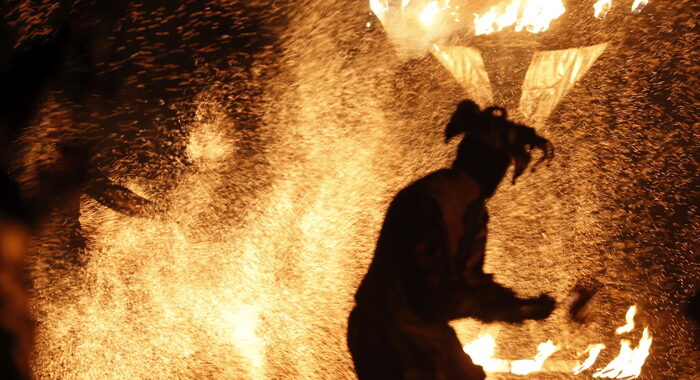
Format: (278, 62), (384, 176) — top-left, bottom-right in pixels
(348, 100), (556, 380)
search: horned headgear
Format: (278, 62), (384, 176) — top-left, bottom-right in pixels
(445, 100), (554, 184)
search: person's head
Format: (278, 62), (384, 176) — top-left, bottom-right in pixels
(445, 100), (554, 197)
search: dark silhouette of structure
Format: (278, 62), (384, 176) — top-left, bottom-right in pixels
(348, 100), (556, 380)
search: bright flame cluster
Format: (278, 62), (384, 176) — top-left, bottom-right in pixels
(462, 305), (653, 378)
(473, 0), (566, 35)
(370, 0), (653, 37)
(463, 336), (559, 375)
(593, 328), (653, 379)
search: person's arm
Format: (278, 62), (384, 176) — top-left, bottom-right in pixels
(448, 275), (555, 323)
(394, 191), (554, 323)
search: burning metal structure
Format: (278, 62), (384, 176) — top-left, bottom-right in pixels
(0, 0), (697, 379)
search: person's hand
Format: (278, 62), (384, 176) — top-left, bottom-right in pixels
(520, 294), (556, 320)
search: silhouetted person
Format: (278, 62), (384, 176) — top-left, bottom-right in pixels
(348, 100), (557, 380)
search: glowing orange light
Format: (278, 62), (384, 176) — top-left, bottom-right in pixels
(473, 0), (566, 35)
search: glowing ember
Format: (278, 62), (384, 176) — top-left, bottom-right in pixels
(593, 328), (653, 379)
(631, 0), (649, 14)
(473, 0), (566, 35)
(615, 305), (637, 335)
(573, 344), (606, 375)
(593, 0), (612, 19)
(510, 340), (560, 375)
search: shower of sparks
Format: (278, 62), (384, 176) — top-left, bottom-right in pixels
(615, 305), (637, 335)
(7, 0), (696, 379)
(473, 0), (566, 35)
(593, 0), (612, 19)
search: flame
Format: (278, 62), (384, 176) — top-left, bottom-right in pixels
(593, 0), (612, 19)
(615, 305), (637, 335)
(573, 344), (606, 375)
(631, 0), (649, 14)
(463, 334), (496, 369)
(593, 328), (653, 379)
(510, 340), (560, 375)
(461, 305), (653, 377)
(463, 334), (510, 372)
(473, 0), (566, 35)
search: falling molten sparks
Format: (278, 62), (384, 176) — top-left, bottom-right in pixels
(473, 0), (566, 35)
(615, 305), (637, 335)
(462, 305), (652, 378)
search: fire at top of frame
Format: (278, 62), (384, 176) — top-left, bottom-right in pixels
(369, 0), (651, 55)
